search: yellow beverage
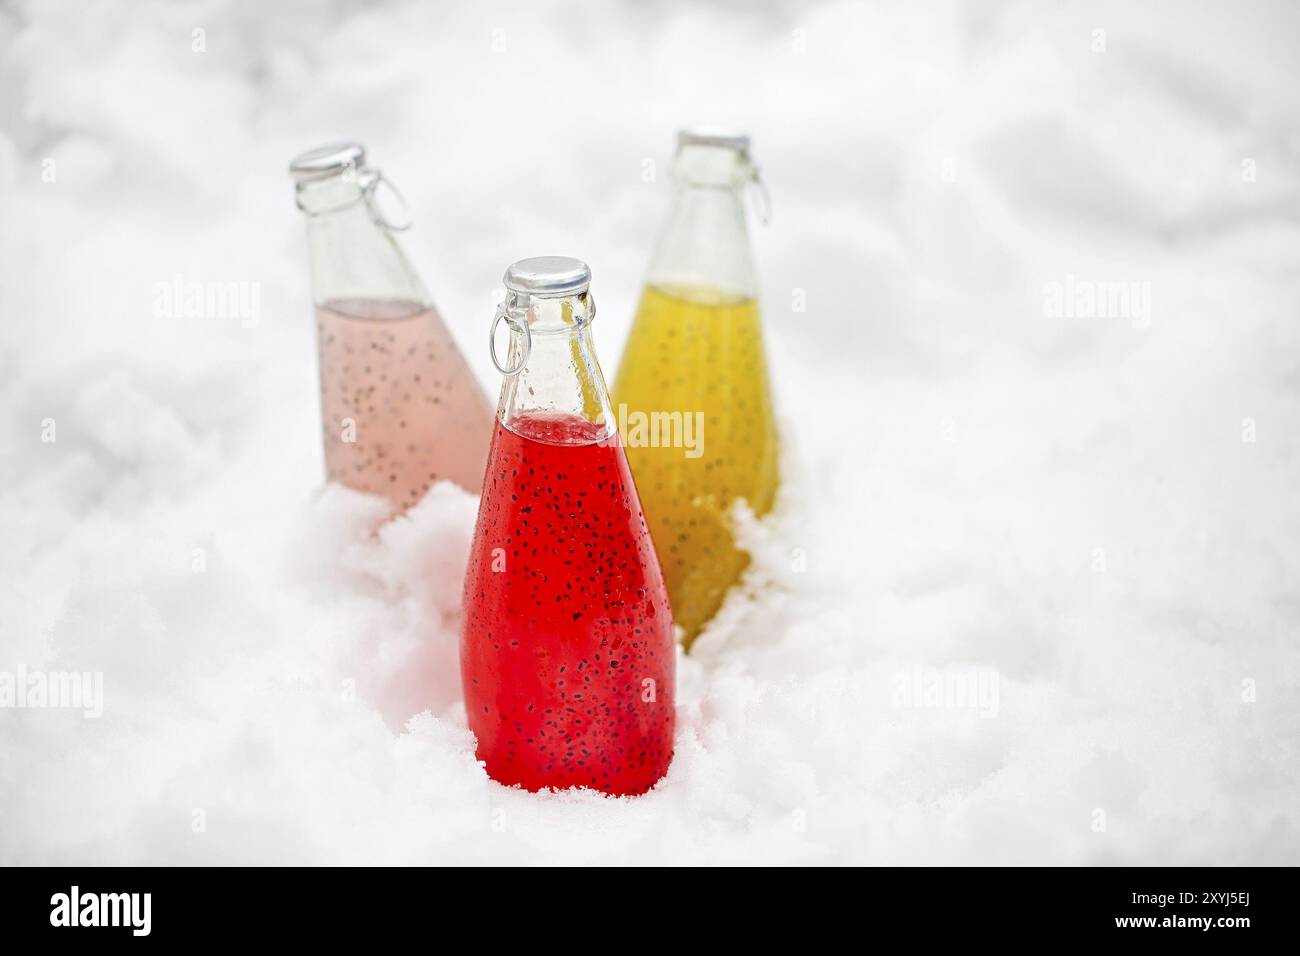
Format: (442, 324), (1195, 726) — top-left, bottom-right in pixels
(614, 283), (779, 647)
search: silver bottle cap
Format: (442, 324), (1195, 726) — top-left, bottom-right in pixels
(677, 127), (751, 153)
(289, 141), (366, 182)
(502, 256), (592, 297)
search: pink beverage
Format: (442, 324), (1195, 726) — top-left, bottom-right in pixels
(316, 297), (493, 508)
(290, 142), (494, 512)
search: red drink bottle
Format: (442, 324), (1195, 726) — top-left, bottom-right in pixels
(461, 257), (676, 795)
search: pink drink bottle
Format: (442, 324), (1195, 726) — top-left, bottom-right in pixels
(290, 142), (492, 509)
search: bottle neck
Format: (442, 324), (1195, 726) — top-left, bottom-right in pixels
(645, 145), (759, 299)
(496, 291), (614, 444)
(296, 173), (428, 309)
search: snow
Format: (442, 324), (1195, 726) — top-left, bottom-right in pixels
(2, 0), (1299, 864)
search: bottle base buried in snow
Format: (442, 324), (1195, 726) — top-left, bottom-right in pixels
(460, 413), (676, 795)
(315, 297), (492, 509)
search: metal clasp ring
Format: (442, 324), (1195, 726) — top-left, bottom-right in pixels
(749, 163), (772, 226)
(360, 169), (413, 232)
(490, 303), (532, 376)
(585, 291), (598, 325)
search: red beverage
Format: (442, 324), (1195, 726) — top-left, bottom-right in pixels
(461, 413), (676, 795)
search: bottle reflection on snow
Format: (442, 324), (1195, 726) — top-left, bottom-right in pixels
(290, 142), (492, 510)
(460, 257), (676, 795)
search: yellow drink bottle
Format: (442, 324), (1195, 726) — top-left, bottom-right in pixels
(614, 129), (778, 648)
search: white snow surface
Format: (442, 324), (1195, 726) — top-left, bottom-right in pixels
(1, 0), (1299, 865)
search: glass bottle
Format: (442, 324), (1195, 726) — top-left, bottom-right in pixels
(461, 257), (676, 795)
(613, 129), (779, 648)
(289, 141), (492, 510)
